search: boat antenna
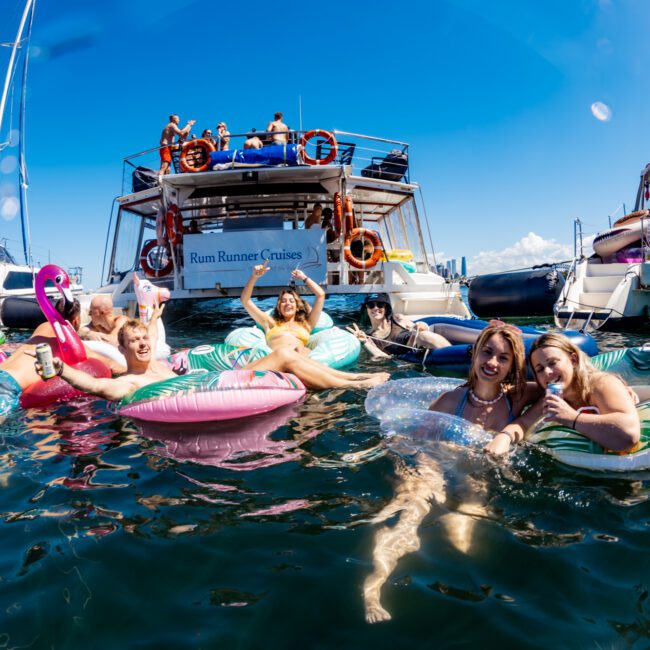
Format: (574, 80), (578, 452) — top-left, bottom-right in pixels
(298, 95), (302, 132)
(18, 0), (36, 268)
(0, 0), (34, 144)
(417, 185), (438, 270)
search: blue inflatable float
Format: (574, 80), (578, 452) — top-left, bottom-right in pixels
(397, 317), (598, 376)
(210, 144), (300, 168)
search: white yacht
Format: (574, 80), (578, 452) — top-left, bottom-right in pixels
(99, 129), (470, 320)
(554, 163), (650, 330)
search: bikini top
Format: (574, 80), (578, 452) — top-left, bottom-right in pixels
(266, 321), (311, 346)
(455, 388), (515, 423)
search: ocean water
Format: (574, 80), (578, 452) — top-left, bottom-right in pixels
(0, 296), (649, 649)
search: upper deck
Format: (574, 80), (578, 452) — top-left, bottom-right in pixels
(101, 129), (469, 319)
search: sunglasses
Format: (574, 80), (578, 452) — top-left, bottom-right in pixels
(366, 301), (386, 309)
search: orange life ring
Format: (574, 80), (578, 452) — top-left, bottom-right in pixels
(300, 129), (338, 166)
(343, 195), (355, 233)
(343, 228), (384, 270)
(165, 204), (183, 246)
(179, 138), (216, 173)
(140, 239), (173, 278)
(333, 192), (343, 236)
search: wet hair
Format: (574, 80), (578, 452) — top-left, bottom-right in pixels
(528, 332), (598, 404)
(467, 323), (527, 398)
(275, 112), (283, 121)
(117, 319), (148, 347)
(55, 297), (80, 322)
(272, 289), (311, 324)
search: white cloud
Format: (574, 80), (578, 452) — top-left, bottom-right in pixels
(466, 232), (573, 276)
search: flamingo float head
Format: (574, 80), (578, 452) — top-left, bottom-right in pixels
(35, 264), (86, 365)
(133, 273), (171, 325)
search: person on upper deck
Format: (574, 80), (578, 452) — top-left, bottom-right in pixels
(159, 114), (195, 176)
(239, 261), (389, 389)
(201, 128), (216, 147)
(266, 112), (289, 145)
(216, 122), (230, 150)
(243, 128), (264, 150)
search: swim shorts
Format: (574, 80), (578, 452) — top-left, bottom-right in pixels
(160, 146), (172, 163)
(0, 369), (21, 416)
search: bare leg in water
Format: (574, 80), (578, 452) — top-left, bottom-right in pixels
(363, 456), (446, 623)
(245, 347), (390, 390)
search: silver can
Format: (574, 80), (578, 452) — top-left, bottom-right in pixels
(35, 343), (55, 380)
(546, 382), (564, 398)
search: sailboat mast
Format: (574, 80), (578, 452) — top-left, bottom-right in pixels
(0, 0), (34, 141)
(18, 0), (36, 267)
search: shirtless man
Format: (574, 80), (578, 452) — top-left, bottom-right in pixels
(78, 294), (128, 346)
(266, 112), (289, 145)
(243, 128), (263, 150)
(159, 114), (196, 175)
(0, 301), (125, 415)
(36, 310), (174, 402)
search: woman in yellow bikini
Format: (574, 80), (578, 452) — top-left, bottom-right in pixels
(240, 261), (389, 389)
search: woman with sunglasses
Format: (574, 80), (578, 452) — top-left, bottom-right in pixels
(363, 321), (541, 623)
(348, 293), (451, 359)
(240, 261), (390, 389)
(485, 332), (640, 456)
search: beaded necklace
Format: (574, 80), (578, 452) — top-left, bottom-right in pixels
(469, 389), (504, 406)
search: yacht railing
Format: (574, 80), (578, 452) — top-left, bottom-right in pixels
(119, 129), (411, 196)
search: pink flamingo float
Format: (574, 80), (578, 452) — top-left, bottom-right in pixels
(20, 265), (111, 409)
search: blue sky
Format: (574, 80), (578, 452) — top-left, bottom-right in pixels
(1, 0), (649, 287)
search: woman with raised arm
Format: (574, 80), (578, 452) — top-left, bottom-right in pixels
(239, 261), (389, 390)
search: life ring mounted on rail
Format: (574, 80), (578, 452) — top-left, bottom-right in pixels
(179, 138), (216, 173)
(300, 130), (338, 166)
(140, 239), (174, 278)
(344, 228), (384, 270)
(343, 195), (355, 233)
(165, 204), (183, 246)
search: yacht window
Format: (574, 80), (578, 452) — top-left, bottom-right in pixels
(3, 271), (34, 290)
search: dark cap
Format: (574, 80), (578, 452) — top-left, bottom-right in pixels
(363, 293), (391, 306)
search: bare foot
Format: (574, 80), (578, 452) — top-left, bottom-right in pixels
(356, 373), (390, 389)
(365, 600), (392, 624)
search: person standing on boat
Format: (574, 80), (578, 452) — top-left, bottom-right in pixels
(239, 261), (389, 389)
(159, 114), (195, 176)
(266, 112), (289, 145)
(348, 294), (451, 359)
(304, 203), (323, 229)
(216, 122), (230, 150)
(78, 295), (128, 347)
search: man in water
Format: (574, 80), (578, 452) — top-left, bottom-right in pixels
(159, 114), (196, 176)
(36, 309), (174, 402)
(266, 112), (289, 145)
(0, 299), (125, 415)
(78, 294), (128, 347)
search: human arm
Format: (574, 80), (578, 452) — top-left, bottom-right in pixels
(542, 374), (640, 451)
(78, 326), (111, 343)
(36, 357), (135, 401)
(177, 120), (195, 138)
(392, 313), (428, 332)
(345, 323), (391, 359)
(240, 261), (274, 329)
(291, 269), (325, 330)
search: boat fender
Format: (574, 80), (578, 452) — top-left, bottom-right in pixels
(333, 192), (343, 237)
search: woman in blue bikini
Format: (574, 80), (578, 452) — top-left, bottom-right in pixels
(363, 321), (541, 623)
